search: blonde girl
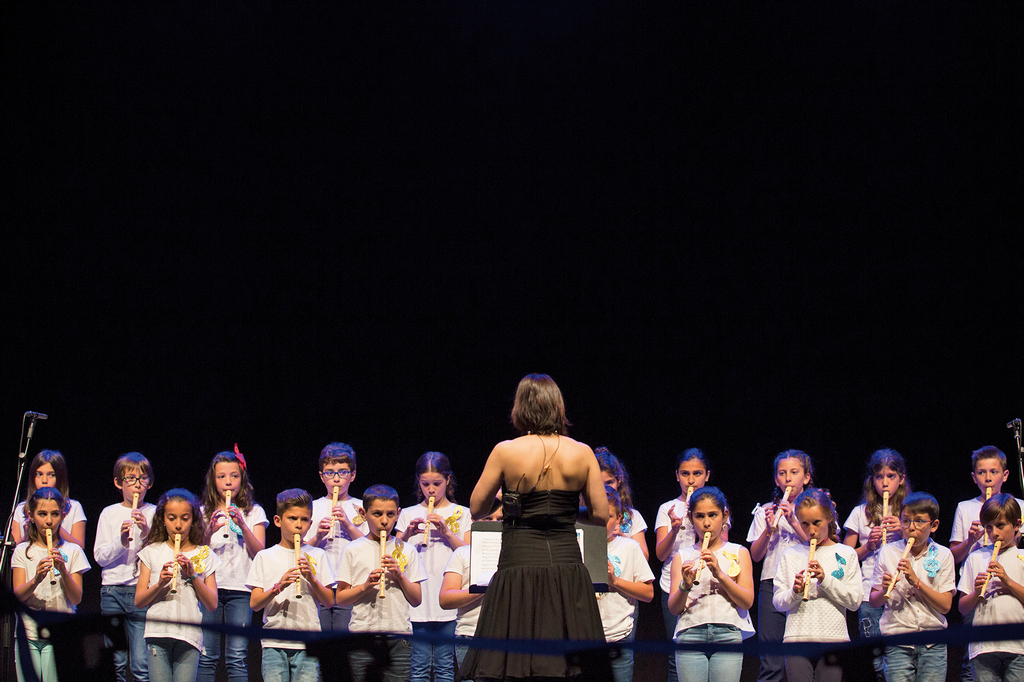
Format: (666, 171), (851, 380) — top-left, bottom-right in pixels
(197, 447), (268, 682)
(12, 487), (91, 682)
(13, 450), (86, 548)
(841, 448), (909, 678)
(746, 448), (813, 682)
(596, 447), (649, 559)
(396, 451), (471, 682)
(135, 489), (221, 682)
(655, 448), (713, 682)
(772, 488), (862, 682)
(669, 486), (754, 682)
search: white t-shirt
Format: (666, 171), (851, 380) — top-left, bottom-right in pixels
(305, 495), (368, 574)
(747, 501), (803, 583)
(13, 541), (91, 640)
(94, 501), (158, 586)
(599, 536), (655, 643)
(872, 538), (955, 635)
(957, 545), (1024, 660)
(772, 542), (862, 643)
(245, 543), (335, 650)
(443, 546), (482, 637)
(619, 507), (648, 537)
(138, 542), (222, 651)
(203, 503), (269, 591)
(15, 499), (87, 541)
(671, 541), (755, 640)
(396, 502), (470, 622)
(337, 536), (427, 635)
(950, 496), (1024, 563)
(655, 498), (698, 592)
(843, 502), (885, 601)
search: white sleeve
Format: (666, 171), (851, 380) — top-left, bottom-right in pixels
(245, 552), (269, 591)
(65, 544), (92, 575)
(950, 503), (968, 544)
(747, 505), (766, 544)
(934, 549), (956, 593)
(315, 548), (336, 589)
(93, 508), (129, 568)
(772, 552), (801, 612)
(654, 501), (672, 531)
(395, 507), (414, 535)
(843, 504), (863, 536)
(957, 552), (982, 594)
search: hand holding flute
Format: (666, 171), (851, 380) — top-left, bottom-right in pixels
(378, 530), (387, 599)
(883, 537), (916, 599)
(424, 496), (435, 546)
(129, 492), (140, 542)
(772, 487), (793, 529)
(170, 534), (181, 593)
(802, 539), (818, 601)
(979, 540), (1002, 599)
(692, 532), (712, 585)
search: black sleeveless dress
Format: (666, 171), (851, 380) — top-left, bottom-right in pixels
(459, 489), (606, 680)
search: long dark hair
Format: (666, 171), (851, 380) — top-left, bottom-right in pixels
(26, 450), (71, 515)
(201, 451), (255, 525)
(25, 487), (66, 559)
(511, 373), (570, 436)
(414, 451), (457, 503)
(770, 449), (814, 515)
(860, 448), (910, 526)
(142, 489), (206, 549)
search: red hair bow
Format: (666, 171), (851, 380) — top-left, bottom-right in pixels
(234, 443), (248, 471)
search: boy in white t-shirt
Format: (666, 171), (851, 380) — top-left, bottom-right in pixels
(868, 492), (955, 682)
(957, 494), (1024, 682)
(600, 486), (654, 682)
(93, 452), (158, 682)
(948, 446), (1024, 682)
(306, 442), (368, 633)
(337, 484), (427, 682)
(247, 489), (335, 682)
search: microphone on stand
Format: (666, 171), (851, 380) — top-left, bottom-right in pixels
(26, 412), (48, 420)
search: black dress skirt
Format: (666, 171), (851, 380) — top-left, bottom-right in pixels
(459, 489), (606, 681)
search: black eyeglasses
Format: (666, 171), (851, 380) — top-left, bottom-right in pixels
(321, 471), (354, 480)
(122, 475), (152, 485)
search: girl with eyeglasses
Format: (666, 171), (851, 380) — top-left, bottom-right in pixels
(12, 449), (87, 549)
(197, 447), (268, 682)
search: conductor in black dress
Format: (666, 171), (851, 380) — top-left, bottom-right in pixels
(460, 373), (612, 681)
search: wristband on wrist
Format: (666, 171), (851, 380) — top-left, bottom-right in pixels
(678, 581), (691, 592)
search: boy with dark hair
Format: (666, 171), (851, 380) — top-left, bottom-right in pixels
(337, 485), (427, 682)
(247, 489), (335, 682)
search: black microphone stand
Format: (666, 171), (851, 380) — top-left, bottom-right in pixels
(1, 413), (43, 680)
(1009, 418), (1023, 501)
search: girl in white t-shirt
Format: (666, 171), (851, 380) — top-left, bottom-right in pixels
(957, 494), (1024, 681)
(135, 489), (221, 682)
(669, 486), (754, 682)
(747, 449), (813, 682)
(12, 450), (87, 549)
(197, 447), (268, 682)
(841, 448), (908, 679)
(596, 447), (649, 559)
(12, 487), (91, 682)
(655, 448), (713, 682)
(396, 452), (471, 682)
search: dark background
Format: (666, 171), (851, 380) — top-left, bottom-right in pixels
(4, 1), (1021, 680)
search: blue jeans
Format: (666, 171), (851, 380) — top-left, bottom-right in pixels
(15, 637), (57, 682)
(971, 652), (1024, 682)
(349, 636), (412, 682)
(101, 584), (150, 682)
(261, 647), (319, 682)
(318, 603), (352, 633)
(756, 579), (786, 682)
(675, 624), (743, 682)
(197, 589), (252, 682)
(858, 601), (884, 674)
(884, 644), (947, 682)
(456, 637), (473, 682)
(146, 638), (200, 682)
(608, 638), (635, 682)
(661, 588), (678, 682)
(411, 620), (456, 682)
